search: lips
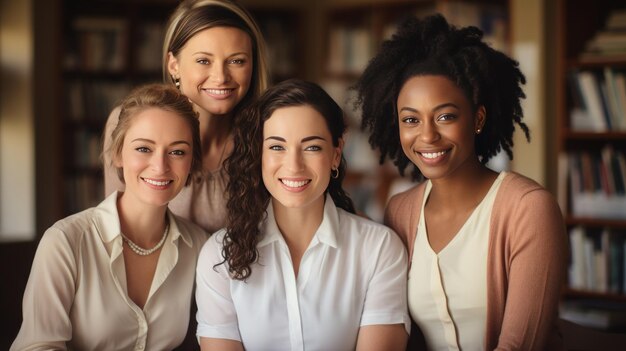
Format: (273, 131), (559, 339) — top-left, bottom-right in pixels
(205, 88), (235, 95)
(280, 179), (311, 188)
(420, 150), (448, 159)
(203, 88), (236, 100)
(142, 177), (173, 187)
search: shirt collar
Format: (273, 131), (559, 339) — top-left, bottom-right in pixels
(257, 194), (339, 249)
(95, 191), (193, 248)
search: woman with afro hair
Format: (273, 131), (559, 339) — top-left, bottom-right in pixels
(354, 14), (568, 351)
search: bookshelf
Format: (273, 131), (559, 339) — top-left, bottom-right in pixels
(319, 0), (511, 221)
(59, 0), (177, 215)
(556, 0), (626, 331)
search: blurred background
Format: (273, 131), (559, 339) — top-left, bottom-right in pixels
(1, 0), (626, 348)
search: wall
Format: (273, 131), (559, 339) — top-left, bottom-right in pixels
(0, 0), (35, 241)
(510, 0), (549, 187)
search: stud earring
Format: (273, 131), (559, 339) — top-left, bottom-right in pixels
(172, 75), (180, 89)
(476, 128), (482, 134)
(331, 167), (339, 179)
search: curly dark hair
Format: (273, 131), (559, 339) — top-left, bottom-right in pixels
(222, 79), (355, 280)
(353, 14), (529, 181)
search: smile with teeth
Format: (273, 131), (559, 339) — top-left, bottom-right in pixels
(142, 178), (172, 186)
(420, 150), (448, 159)
(280, 179), (310, 188)
(204, 88), (234, 95)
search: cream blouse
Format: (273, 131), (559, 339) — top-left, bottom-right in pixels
(11, 192), (208, 351)
(408, 172), (505, 351)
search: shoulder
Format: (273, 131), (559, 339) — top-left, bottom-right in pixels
(386, 182), (426, 219)
(496, 172), (559, 210)
(46, 208), (98, 243)
(337, 209), (405, 250)
(198, 228), (227, 265)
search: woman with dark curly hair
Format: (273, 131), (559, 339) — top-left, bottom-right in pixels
(353, 15), (568, 351)
(195, 79), (410, 350)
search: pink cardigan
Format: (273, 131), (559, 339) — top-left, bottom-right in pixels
(384, 172), (567, 351)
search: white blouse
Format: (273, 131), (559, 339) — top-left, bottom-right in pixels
(196, 195), (410, 351)
(11, 191), (208, 351)
(408, 172), (505, 351)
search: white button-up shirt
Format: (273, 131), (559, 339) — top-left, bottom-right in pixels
(11, 191), (208, 351)
(196, 195), (410, 351)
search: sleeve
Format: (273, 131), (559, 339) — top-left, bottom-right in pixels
(102, 106), (125, 196)
(10, 228), (78, 351)
(360, 228), (411, 334)
(495, 189), (568, 351)
(195, 232), (242, 342)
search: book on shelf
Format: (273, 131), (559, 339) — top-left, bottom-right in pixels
(566, 148), (626, 220)
(580, 9), (626, 63)
(561, 299), (626, 331)
(135, 22), (165, 72)
(65, 17), (127, 72)
(66, 81), (131, 122)
(568, 226), (626, 294)
(568, 69), (626, 132)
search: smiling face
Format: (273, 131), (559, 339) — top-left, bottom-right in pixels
(167, 26), (253, 117)
(261, 105), (342, 213)
(396, 75), (485, 181)
(115, 107), (194, 209)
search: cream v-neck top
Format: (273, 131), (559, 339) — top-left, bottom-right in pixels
(11, 191), (208, 351)
(408, 172), (505, 351)
(196, 195), (410, 351)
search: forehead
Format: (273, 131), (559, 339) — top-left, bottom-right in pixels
(397, 75), (469, 107)
(124, 107), (192, 141)
(263, 105), (330, 138)
(183, 26), (252, 54)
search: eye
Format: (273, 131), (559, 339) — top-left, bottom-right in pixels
(269, 145), (284, 151)
(305, 145), (322, 151)
(169, 150), (186, 156)
(196, 58), (210, 65)
(135, 147), (150, 153)
(401, 116), (419, 124)
(229, 58), (246, 65)
(437, 113), (456, 122)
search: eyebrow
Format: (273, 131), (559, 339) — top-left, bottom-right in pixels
(130, 138), (191, 146)
(264, 136), (327, 142)
(399, 102), (459, 113)
(193, 51), (250, 57)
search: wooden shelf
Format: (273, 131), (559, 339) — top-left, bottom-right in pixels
(566, 217), (626, 229)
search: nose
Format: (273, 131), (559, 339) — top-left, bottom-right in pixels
(151, 151), (170, 174)
(419, 120), (440, 144)
(209, 62), (230, 84)
(286, 149), (304, 172)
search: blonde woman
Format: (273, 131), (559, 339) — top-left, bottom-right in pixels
(103, 0), (269, 233)
(12, 84), (207, 350)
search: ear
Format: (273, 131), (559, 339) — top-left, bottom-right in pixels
(474, 105), (486, 132)
(167, 52), (179, 77)
(112, 153), (123, 168)
(333, 137), (345, 168)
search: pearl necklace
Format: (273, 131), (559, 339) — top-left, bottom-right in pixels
(121, 223), (169, 256)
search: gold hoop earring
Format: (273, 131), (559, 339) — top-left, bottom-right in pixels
(331, 167), (339, 179)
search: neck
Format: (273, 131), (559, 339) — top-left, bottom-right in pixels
(116, 192), (168, 247)
(197, 109), (234, 172)
(273, 197), (325, 254)
(429, 161), (497, 211)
